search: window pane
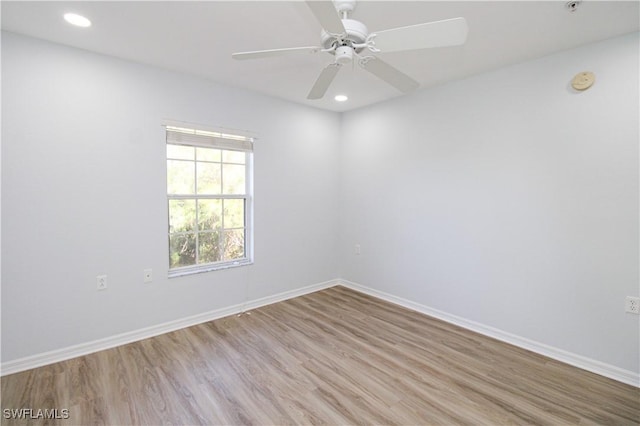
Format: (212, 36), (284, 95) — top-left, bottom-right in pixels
(198, 199), (222, 231)
(196, 162), (222, 194)
(196, 147), (221, 162)
(199, 231), (222, 264)
(222, 164), (246, 195)
(224, 199), (245, 229)
(223, 229), (245, 260)
(166, 126), (252, 273)
(167, 160), (195, 194)
(169, 233), (196, 268)
(167, 144), (194, 160)
(169, 199), (196, 232)
(222, 150), (245, 164)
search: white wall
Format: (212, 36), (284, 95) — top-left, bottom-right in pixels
(3, 29), (639, 379)
(339, 32), (640, 373)
(1, 32), (341, 362)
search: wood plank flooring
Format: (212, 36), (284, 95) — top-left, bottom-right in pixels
(2, 286), (639, 425)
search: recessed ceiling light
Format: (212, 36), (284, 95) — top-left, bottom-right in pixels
(334, 94), (348, 102)
(64, 13), (91, 28)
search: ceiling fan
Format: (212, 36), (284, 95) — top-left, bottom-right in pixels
(232, 0), (468, 100)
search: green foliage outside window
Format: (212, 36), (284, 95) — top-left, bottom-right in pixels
(167, 144), (247, 269)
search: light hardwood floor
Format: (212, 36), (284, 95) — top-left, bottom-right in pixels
(2, 286), (639, 425)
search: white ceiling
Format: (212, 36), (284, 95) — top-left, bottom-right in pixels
(2, 1), (639, 112)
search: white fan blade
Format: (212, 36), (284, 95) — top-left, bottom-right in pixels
(360, 57), (419, 93)
(306, 1), (346, 36)
(232, 46), (320, 60)
(370, 17), (468, 52)
(307, 63), (341, 100)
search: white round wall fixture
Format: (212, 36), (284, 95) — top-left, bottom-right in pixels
(571, 71), (595, 91)
(334, 95), (348, 102)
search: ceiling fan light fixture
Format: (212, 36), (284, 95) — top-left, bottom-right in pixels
(334, 94), (349, 102)
(335, 45), (354, 64)
(64, 13), (91, 27)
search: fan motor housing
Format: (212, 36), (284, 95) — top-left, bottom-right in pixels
(321, 18), (369, 54)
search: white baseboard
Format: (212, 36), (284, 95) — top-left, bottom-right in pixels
(337, 279), (640, 388)
(4, 277), (638, 388)
(1, 279), (338, 376)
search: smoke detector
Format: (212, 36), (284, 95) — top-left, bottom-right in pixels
(566, 1), (581, 12)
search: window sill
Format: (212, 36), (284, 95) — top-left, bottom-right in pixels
(168, 259), (253, 278)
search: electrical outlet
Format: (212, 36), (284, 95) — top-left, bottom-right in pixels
(625, 296), (640, 314)
(143, 269), (153, 283)
(354, 244), (361, 255)
(97, 275), (107, 291)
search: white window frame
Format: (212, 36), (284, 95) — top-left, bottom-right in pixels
(164, 121), (255, 277)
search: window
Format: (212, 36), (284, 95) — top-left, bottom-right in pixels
(165, 124), (253, 276)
